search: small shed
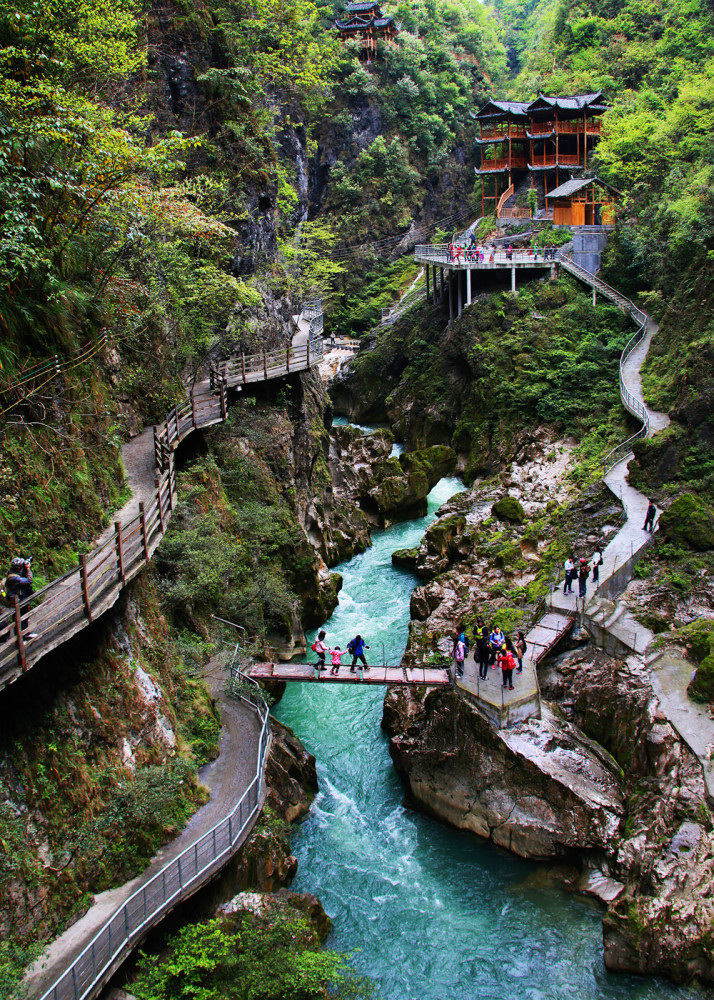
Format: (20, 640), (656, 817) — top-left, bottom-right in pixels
(546, 176), (620, 226)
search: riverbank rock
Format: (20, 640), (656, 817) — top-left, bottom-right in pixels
(220, 888), (332, 942)
(382, 688), (624, 859)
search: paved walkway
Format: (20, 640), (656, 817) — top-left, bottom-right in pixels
(26, 662), (261, 998)
(550, 312), (670, 617)
(96, 427), (158, 547)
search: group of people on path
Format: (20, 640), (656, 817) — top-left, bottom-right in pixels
(452, 622), (527, 692)
(447, 236), (560, 265)
(563, 548), (602, 599)
(311, 630), (370, 674)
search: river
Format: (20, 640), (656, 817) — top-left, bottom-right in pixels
(274, 473), (699, 1000)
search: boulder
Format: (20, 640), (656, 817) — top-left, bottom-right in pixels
(659, 493), (714, 551)
(491, 496), (526, 524)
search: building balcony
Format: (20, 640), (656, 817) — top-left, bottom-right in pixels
(478, 125), (529, 141)
(477, 155), (528, 173)
(528, 119), (603, 137)
(528, 153), (582, 169)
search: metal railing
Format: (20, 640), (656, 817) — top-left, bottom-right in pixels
(1, 317), (324, 692)
(415, 245), (557, 266)
(39, 637), (271, 1000)
(559, 257), (650, 475)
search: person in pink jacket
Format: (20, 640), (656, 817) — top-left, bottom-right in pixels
(329, 646), (346, 675)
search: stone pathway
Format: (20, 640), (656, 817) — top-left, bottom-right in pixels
(647, 650), (714, 803)
(550, 311), (670, 617)
(26, 662), (262, 998)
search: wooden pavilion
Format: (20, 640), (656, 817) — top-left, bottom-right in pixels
(471, 92), (609, 218)
(335, 1), (399, 62)
(545, 176), (620, 226)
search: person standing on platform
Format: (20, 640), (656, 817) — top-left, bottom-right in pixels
(474, 619), (489, 680)
(578, 558), (590, 598)
(452, 633), (466, 678)
(564, 555), (575, 595)
(489, 624), (505, 668)
(515, 631), (527, 673)
(591, 547), (602, 584)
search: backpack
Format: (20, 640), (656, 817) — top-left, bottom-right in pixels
(311, 642), (317, 652)
(0, 578), (10, 608)
(347, 638), (357, 654)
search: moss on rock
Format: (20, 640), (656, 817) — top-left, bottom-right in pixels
(491, 496), (526, 525)
(659, 494), (714, 551)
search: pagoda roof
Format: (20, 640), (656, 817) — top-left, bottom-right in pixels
(345, 1), (381, 10)
(546, 175), (621, 199)
(473, 91), (608, 121)
(529, 91), (607, 112)
(473, 99), (531, 121)
(374, 16), (394, 26)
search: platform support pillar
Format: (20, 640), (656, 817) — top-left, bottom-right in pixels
(466, 267), (472, 307)
(432, 266), (438, 304)
(425, 266), (430, 301)
(593, 285), (597, 308)
(457, 270), (463, 317)
(440, 267), (444, 300)
(511, 266), (516, 293)
(448, 272), (454, 321)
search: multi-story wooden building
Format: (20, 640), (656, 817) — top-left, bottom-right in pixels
(335, 1), (399, 62)
(471, 92), (608, 218)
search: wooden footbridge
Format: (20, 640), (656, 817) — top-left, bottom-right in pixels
(248, 661), (452, 687)
(0, 313), (324, 693)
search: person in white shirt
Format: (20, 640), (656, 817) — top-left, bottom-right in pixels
(563, 556), (575, 595)
(591, 548), (602, 583)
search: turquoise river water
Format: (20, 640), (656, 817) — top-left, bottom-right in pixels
(274, 476), (701, 1000)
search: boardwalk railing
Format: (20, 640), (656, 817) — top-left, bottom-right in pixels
(38, 673), (271, 1000)
(559, 256), (650, 475)
(1, 325), (324, 691)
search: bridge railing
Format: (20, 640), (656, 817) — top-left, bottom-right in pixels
(415, 245), (556, 265)
(38, 673), (271, 1000)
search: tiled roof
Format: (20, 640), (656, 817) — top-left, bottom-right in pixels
(345, 1), (380, 11)
(533, 91), (605, 110)
(546, 176), (621, 198)
(474, 92), (608, 120)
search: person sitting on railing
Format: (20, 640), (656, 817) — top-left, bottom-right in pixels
(643, 499), (657, 533)
(1, 557), (38, 641)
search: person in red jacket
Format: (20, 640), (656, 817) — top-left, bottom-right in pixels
(498, 644), (516, 690)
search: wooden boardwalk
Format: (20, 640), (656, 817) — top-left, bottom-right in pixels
(248, 662), (452, 687)
(0, 332), (324, 693)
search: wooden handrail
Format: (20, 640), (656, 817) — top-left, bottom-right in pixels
(0, 318), (324, 693)
(496, 183), (514, 217)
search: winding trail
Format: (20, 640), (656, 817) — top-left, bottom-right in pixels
(27, 662), (266, 1000)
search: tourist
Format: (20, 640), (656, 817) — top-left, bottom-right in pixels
(474, 619), (489, 680)
(515, 631), (527, 673)
(330, 332), (336, 349)
(456, 244), (464, 263)
(643, 499), (657, 532)
(328, 646), (345, 675)
(506, 242), (513, 261)
(489, 624), (505, 667)
(1, 556), (38, 641)
(448, 243), (455, 262)
(591, 547), (602, 583)
(348, 634), (370, 672)
(452, 633), (466, 679)
(489, 246), (495, 264)
(498, 644), (516, 690)
(312, 630), (328, 671)
(563, 555), (575, 595)
(578, 558), (590, 598)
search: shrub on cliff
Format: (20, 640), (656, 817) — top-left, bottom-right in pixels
(492, 496), (526, 525)
(659, 494), (714, 551)
(683, 620), (714, 703)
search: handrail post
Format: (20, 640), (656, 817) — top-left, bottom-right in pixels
(174, 403), (180, 443)
(286, 346), (290, 372)
(219, 378), (227, 420)
(153, 426), (161, 472)
(79, 554), (92, 621)
(12, 597), (27, 671)
(115, 521), (126, 583)
(241, 353), (246, 383)
(139, 502), (150, 563)
(155, 477), (165, 534)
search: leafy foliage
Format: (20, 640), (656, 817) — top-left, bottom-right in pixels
(131, 911), (377, 1000)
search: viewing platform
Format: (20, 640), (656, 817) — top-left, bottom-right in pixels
(414, 244), (559, 316)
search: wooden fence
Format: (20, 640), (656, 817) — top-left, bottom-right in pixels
(0, 333), (324, 692)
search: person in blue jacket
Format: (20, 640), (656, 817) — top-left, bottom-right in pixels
(348, 634), (370, 672)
